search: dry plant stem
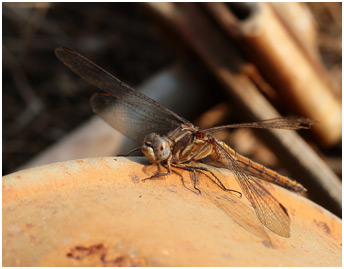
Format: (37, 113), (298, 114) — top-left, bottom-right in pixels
(268, 3), (338, 97)
(144, 3), (341, 213)
(269, 3), (318, 60)
(206, 2), (341, 147)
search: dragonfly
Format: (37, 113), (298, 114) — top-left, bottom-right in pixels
(55, 47), (315, 238)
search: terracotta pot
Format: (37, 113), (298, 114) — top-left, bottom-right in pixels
(3, 157), (341, 266)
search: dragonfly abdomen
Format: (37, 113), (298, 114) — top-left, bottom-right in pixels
(219, 141), (306, 193)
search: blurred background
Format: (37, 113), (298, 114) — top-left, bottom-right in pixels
(2, 3), (342, 215)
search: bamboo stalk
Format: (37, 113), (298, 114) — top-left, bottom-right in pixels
(270, 2), (318, 59)
(206, 2), (341, 147)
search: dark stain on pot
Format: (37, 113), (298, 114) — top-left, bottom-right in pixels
(66, 243), (147, 266)
(101, 253), (147, 267)
(314, 219), (331, 234)
(66, 243), (105, 260)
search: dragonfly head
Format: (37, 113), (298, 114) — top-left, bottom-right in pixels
(142, 133), (171, 164)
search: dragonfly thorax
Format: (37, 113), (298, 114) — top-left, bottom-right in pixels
(142, 133), (171, 164)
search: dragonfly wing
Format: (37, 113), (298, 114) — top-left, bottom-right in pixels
(211, 140), (291, 237)
(204, 117), (317, 133)
(55, 47), (190, 142)
(201, 185), (272, 243)
(91, 93), (180, 144)
(234, 175), (291, 238)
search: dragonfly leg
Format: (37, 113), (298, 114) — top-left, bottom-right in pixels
(180, 165), (242, 198)
(171, 164), (202, 195)
(141, 163), (171, 182)
(141, 163), (200, 194)
(168, 166), (201, 195)
(142, 156), (173, 182)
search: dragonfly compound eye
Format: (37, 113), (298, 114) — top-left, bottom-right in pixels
(152, 137), (170, 161)
(143, 133), (158, 146)
(142, 133), (160, 163)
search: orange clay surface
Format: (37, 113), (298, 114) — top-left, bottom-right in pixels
(3, 157), (342, 266)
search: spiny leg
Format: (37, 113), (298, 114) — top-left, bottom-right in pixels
(188, 168), (202, 195)
(141, 161), (241, 198)
(142, 155), (174, 182)
(169, 166), (202, 195)
(171, 164), (202, 194)
(181, 164), (242, 198)
(141, 163), (171, 182)
(141, 163), (200, 195)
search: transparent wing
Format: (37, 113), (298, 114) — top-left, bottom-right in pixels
(91, 93), (181, 144)
(211, 139), (291, 237)
(201, 186), (272, 244)
(204, 117), (317, 133)
(55, 47), (189, 143)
